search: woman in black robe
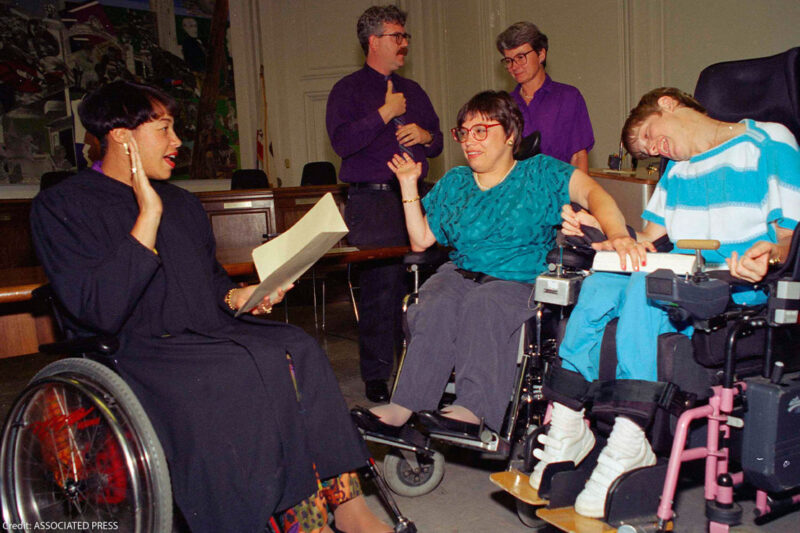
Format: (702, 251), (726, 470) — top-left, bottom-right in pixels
(30, 81), (390, 533)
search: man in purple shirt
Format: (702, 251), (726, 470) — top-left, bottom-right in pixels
(326, 4), (443, 403)
(496, 21), (594, 172)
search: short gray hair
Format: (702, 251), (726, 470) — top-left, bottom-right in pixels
(496, 21), (548, 67)
(357, 5), (407, 54)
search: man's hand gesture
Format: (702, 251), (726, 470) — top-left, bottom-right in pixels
(379, 80), (406, 123)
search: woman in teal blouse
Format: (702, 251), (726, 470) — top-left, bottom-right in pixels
(362, 90), (645, 435)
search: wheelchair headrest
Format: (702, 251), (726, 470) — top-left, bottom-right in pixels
(514, 131), (541, 161)
(694, 47), (800, 144)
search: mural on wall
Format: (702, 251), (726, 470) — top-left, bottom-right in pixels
(0, 0), (238, 184)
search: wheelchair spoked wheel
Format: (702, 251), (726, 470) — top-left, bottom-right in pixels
(1, 358), (172, 532)
(382, 449), (445, 497)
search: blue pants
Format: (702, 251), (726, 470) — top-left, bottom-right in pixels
(558, 272), (687, 382)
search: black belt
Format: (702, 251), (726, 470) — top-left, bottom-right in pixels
(348, 182), (399, 192)
(455, 268), (500, 284)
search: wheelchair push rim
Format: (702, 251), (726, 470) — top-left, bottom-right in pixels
(1, 358), (172, 532)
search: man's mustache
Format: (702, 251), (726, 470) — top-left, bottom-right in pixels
(398, 47), (408, 56)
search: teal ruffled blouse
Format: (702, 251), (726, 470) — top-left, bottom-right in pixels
(422, 154), (573, 282)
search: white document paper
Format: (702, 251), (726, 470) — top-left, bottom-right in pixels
(591, 251), (727, 275)
(236, 193), (349, 316)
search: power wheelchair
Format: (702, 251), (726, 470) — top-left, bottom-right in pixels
(496, 46), (800, 533)
(494, 229), (800, 533)
(0, 286), (419, 533)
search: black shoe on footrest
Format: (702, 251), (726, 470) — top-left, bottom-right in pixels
(350, 406), (404, 438)
(417, 410), (481, 438)
(365, 379), (390, 403)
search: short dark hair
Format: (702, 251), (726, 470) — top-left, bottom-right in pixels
(78, 80), (178, 150)
(621, 87), (706, 159)
(357, 5), (407, 55)
(456, 90), (523, 153)
(496, 21), (548, 67)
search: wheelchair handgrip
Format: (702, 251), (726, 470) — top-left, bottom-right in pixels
(675, 239), (721, 251)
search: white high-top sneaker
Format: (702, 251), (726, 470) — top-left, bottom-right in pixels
(574, 416), (656, 518)
(529, 402), (595, 490)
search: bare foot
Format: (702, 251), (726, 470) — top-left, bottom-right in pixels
(333, 495), (392, 533)
(369, 403), (413, 427)
(440, 405), (480, 424)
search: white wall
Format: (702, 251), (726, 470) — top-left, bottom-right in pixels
(230, 0), (800, 196)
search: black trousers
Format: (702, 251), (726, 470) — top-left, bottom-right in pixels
(345, 188), (408, 382)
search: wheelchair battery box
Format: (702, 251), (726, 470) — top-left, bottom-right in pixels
(741, 373), (800, 493)
(769, 280), (800, 325)
(534, 272), (582, 306)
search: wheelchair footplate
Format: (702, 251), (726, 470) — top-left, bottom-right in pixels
(536, 460), (672, 533)
(489, 469), (547, 505)
(358, 423), (433, 457)
(536, 507), (619, 532)
(425, 425), (510, 455)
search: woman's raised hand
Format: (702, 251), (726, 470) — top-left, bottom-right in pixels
(127, 137), (162, 251)
(128, 138), (162, 217)
(387, 152), (422, 184)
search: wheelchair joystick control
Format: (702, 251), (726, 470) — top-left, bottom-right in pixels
(770, 361), (785, 384)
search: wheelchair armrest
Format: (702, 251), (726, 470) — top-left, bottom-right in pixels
(545, 245), (594, 271)
(547, 204), (674, 271)
(39, 335), (120, 356)
(32, 283), (120, 357)
(403, 246), (451, 268)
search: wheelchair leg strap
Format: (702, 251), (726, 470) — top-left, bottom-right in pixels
(542, 366), (592, 411)
(544, 367), (696, 430)
(589, 379), (694, 430)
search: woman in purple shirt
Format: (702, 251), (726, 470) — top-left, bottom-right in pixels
(496, 21), (595, 173)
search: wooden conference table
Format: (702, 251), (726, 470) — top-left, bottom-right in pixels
(0, 245), (411, 305)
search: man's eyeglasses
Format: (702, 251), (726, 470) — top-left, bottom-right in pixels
(451, 123), (503, 143)
(500, 49), (536, 68)
(376, 32), (411, 45)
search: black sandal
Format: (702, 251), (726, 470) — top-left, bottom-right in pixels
(350, 406), (404, 438)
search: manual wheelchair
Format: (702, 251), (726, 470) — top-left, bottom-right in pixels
(353, 233), (588, 516)
(1, 286), (419, 533)
(0, 286), (174, 532)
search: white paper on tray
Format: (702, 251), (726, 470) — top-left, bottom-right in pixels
(235, 193), (348, 316)
(591, 250), (727, 274)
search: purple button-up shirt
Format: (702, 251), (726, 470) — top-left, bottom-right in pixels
(326, 65), (443, 183)
(511, 75), (594, 164)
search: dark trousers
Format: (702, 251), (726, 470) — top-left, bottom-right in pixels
(345, 188), (409, 382)
(391, 262), (537, 429)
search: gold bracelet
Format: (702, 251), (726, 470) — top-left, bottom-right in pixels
(402, 196), (420, 204)
(224, 288), (237, 311)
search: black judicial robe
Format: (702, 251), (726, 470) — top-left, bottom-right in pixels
(30, 169), (367, 533)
